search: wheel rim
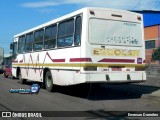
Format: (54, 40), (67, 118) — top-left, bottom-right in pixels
(19, 73), (21, 80)
(46, 73), (52, 87)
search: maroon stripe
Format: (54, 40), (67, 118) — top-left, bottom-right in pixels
(30, 54), (33, 62)
(46, 52), (52, 60)
(19, 60), (23, 63)
(98, 58), (135, 63)
(52, 59), (65, 62)
(12, 60), (18, 63)
(46, 52), (65, 62)
(70, 58), (92, 62)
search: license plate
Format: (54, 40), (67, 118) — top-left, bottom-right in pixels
(111, 68), (122, 71)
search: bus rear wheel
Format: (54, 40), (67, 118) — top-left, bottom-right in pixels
(45, 71), (53, 92)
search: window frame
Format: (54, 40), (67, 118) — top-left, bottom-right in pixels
(145, 40), (156, 49)
(25, 32), (34, 52)
(13, 42), (18, 55)
(74, 16), (82, 46)
(18, 35), (25, 53)
(16, 14), (82, 53)
(44, 24), (57, 50)
(33, 29), (44, 51)
(57, 18), (74, 48)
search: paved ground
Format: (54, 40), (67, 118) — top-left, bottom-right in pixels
(0, 74), (160, 120)
(103, 75), (160, 99)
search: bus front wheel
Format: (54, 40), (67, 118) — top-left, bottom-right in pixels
(4, 71), (8, 78)
(19, 70), (26, 84)
(45, 71), (53, 92)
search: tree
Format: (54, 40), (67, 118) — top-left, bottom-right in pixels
(152, 47), (160, 64)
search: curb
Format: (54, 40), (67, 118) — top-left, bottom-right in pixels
(142, 95), (160, 102)
(147, 75), (160, 78)
(142, 90), (160, 102)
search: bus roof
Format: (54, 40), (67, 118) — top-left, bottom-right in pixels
(14, 7), (141, 38)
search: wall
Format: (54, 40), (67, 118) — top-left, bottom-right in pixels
(144, 25), (160, 64)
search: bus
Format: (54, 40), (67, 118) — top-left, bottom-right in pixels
(11, 7), (146, 92)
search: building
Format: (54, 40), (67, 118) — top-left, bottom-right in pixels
(4, 54), (12, 66)
(134, 10), (160, 64)
(144, 24), (160, 64)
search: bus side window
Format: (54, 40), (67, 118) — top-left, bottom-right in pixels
(58, 19), (74, 47)
(25, 32), (33, 52)
(33, 29), (44, 51)
(74, 16), (82, 46)
(65, 19), (74, 46)
(44, 25), (57, 49)
(18, 36), (25, 53)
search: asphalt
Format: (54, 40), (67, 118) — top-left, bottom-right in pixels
(0, 74), (160, 120)
(141, 75), (160, 101)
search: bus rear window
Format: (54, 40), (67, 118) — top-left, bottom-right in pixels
(89, 18), (142, 46)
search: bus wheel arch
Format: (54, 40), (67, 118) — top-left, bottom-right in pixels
(43, 68), (54, 92)
(17, 67), (26, 84)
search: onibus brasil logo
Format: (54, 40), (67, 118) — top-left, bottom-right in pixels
(9, 84), (40, 94)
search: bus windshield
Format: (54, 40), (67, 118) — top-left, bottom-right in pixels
(89, 18), (142, 46)
(13, 42), (17, 55)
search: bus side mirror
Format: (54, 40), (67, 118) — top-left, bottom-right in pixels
(10, 43), (13, 49)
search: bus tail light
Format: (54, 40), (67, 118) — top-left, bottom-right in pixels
(83, 66), (97, 71)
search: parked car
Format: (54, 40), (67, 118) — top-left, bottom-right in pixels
(4, 65), (12, 78)
(0, 69), (4, 74)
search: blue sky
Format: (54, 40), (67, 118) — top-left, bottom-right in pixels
(0, 0), (160, 54)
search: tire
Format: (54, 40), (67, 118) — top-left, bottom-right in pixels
(19, 70), (26, 84)
(45, 71), (53, 92)
(10, 72), (16, 79)
(4, 71), (8, 78)
(10, 74), (15, 79)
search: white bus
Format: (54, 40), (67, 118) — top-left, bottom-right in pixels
(11, 7), (146, 92)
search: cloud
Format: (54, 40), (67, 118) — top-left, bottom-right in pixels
(137, 0), (160, 10)
(21, 0), (160, 10)
(21, 1), (59, 8)
(65, 0), (160, 10)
